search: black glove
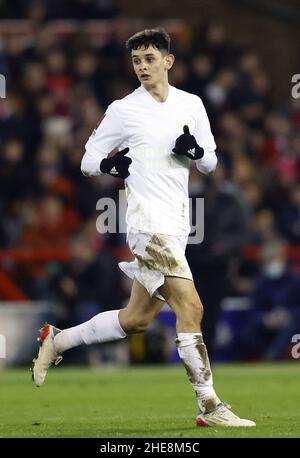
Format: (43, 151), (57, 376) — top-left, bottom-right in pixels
(172, 125), (204, 160)
(100, 147), (132, 179)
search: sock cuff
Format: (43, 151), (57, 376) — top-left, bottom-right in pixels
(176, 332), (202, 348)
(113, 309), (127, 338)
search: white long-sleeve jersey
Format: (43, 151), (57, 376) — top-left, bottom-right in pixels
(81, 84), (217, 236)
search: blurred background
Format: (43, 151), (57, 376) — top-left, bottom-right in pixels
(0, 0), (299, 368)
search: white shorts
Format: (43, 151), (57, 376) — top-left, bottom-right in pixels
(118, 231), (193, 301)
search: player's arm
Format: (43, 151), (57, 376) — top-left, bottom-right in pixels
(81, 104), (131, 179)
(172, 98), (217, 174)
(193, 98), (217, 174)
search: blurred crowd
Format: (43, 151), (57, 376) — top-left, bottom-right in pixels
(1, 5), (300, 361)
(0, 0), (118, 20)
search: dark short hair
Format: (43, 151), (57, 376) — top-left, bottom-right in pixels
(126, 28), (170, 55)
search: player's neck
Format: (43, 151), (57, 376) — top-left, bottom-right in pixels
(143, 79), (169, 103)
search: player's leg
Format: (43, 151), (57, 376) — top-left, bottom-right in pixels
(159, 276), (255, 427)
(32, 279), (164, 386)
(54, 278), (163, 350)
(158, 276), (219, 410)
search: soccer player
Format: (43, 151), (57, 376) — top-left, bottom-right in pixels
(32, 28), (255, 427)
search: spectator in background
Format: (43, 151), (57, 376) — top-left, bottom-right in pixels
(193, 22), (239, 71)
(279, 183), (300, 243)
(204, 68), (237, 118)
(251, 208), (280, 245)
(187, 54), (213, 100)
(0, 139), (31, 201)
(237, 239), (300, 360)
(15, 194), (80, 298)
(217, 113), (250, 164)
(45, 48), (72, 116)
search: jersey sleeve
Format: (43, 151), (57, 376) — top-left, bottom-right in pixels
(193, 97), (218, 174)
(81, 102), (125, 176)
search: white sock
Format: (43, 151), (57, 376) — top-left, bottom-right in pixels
(54, 310), (126, 353)
(176, 332), (221, 413)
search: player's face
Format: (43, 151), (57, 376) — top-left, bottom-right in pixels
(131, 45), (172, 87)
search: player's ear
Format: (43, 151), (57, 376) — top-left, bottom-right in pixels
(165, 54), (175, 70)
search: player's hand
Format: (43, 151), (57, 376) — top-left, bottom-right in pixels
(172, 125), (204, 160)
(100, 147), (132, 179)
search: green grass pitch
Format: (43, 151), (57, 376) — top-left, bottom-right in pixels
(0, 362), (299, 438)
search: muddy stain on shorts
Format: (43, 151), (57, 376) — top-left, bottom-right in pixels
(134, 234), (187, 276)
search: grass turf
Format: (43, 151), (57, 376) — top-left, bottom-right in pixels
(0, 362), (299, 438)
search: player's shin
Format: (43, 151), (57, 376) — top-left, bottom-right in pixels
(54, 310), (126, 353)
(176, 332), (221, 413)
